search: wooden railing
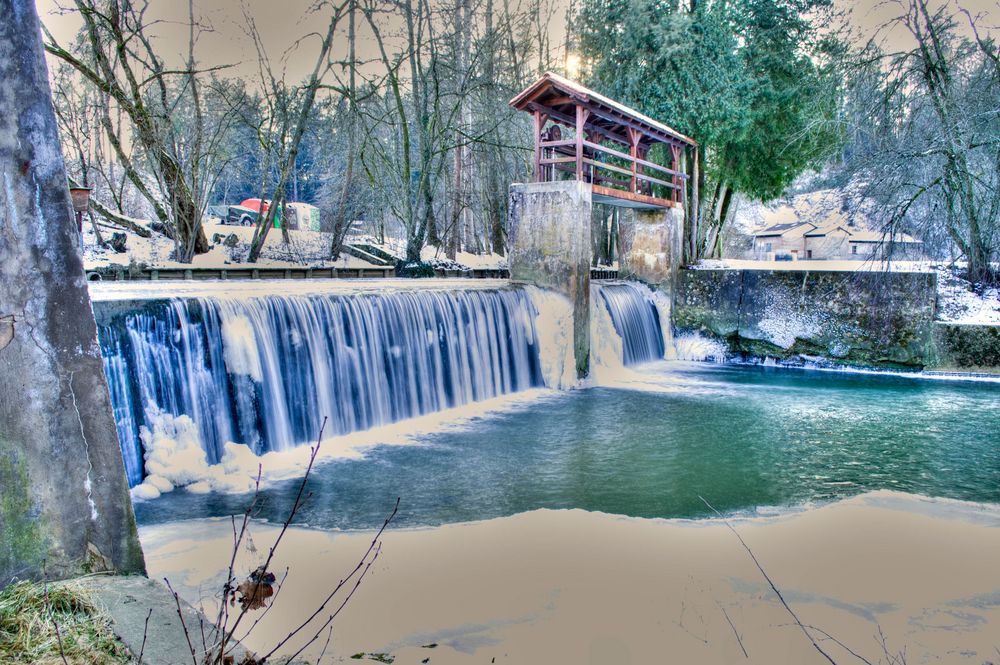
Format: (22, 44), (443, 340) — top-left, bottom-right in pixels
(537, 137), (687, 207)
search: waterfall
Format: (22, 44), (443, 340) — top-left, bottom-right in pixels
(97, 288), (544, 487)
(595, 282), (666, 366)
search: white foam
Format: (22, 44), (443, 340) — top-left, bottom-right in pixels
(523, 286), (577, 390)
(220, 314), (264, 382)
(130, 389), (558, 499)
(671, 332), (729, 362)
(588, 284), (627, 382)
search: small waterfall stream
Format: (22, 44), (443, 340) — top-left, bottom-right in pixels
(98, 288), (545, 487)
(595, 282), (667, 366)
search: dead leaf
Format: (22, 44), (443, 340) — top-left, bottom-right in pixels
(236, 566), (275, 611)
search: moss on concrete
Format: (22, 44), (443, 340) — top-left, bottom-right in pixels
(0, 444), (47, 584)
(930, 323), (1000, 372)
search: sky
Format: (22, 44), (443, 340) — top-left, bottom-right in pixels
(37, 0), (1000, 89)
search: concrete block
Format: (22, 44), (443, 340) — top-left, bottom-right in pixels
(0, 0), (144, 585)
(509, 181), (592, 377)
(618, 207), (684, 292)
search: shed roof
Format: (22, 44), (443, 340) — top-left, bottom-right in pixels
(509, 72), (697, 148)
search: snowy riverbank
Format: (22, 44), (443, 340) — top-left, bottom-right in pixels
(140, 491), (1000, 664)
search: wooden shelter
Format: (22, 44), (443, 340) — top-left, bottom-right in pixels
(510, 72), (698, 210)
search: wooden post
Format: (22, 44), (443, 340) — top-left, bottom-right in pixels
(533, 110), (543, 182)
(628, 128), (640, 193)
(637, 145), (647, 195)
(691, 146), (700, 260)
(575, 105), (589, 181)
(671, 145), (682, 204)
(680, 148), (688, 223)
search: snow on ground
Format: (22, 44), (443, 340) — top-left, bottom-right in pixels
(420, 245), (508, 271)
(936, 264), (1000, 325)
(83, 219), (378, 271)
(690, 258), (936, 272)
(82, 220), (509, 273)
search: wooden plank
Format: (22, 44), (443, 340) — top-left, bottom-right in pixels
(593, 185), (674, 208)
(551, 163), (629, 188)
(539, 139), (577, 149)
(540, 156), (578, 165)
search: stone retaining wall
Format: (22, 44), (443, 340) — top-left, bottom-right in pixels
(674, 269), (940, 368)
(930, 323), (1000, 372)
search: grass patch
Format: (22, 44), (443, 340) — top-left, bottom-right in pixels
(0, 579), (129, 664)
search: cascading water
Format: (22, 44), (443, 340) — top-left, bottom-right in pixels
(97, 288), (544, 488)
(671, 333), (729, 362)
(595, 282), (666, 366)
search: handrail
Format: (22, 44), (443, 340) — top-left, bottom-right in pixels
(582, 158), (679, 190)
(539, 139), (577, 149)
(583, 140), (688, 179)
(550, 162), (630, 188)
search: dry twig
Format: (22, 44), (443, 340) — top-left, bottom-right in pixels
(698, 495), (839, 665)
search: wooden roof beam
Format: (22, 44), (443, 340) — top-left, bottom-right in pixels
(526, 101), (631, 147)
(576, 100), (688, 150)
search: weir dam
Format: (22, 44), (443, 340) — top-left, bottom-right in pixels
(92, 279), (675, 494)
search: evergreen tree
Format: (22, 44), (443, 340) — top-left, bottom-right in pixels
(573, 0), (843, 259)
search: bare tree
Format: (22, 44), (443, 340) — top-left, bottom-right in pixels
(845, 0), (1000, 284)
(43, 0), (241, 262)
(244, 0), (350, 263)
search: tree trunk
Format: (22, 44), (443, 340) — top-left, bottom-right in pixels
(714, 186), (734, 259)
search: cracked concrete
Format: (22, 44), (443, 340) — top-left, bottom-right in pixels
(0, 0), (144, 585)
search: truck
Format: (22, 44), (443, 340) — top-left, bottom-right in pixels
(223, 199), (320, 230)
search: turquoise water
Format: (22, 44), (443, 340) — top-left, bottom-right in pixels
(133, 362), (1000, 529)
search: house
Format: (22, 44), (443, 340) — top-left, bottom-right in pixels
(748, 190), (924, 261)
(752, 221), (923, 260)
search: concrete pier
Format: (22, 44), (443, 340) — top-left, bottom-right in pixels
(508, 181), (593, 378)
(618, 208), (685, 292)
(508, 180), (684, 378)
(0, 0), (144, 585)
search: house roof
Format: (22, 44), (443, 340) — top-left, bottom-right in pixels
(754, 221), (815, 238)
(755, 220), (922, 245)
(848, 230), (922, 244)
(509, 71), (697, 148)
(804, 224), (853, 238)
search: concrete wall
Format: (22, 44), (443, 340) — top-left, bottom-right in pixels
(0, 0), (145, 585)
(618, 207), (684, 292)
(674, 269), (939, 368)
(509, 181), (593, 377)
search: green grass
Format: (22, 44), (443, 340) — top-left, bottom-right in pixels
(0, 579), (130, 664)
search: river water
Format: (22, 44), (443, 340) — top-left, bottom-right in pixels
(132, 359), (1000, 529)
